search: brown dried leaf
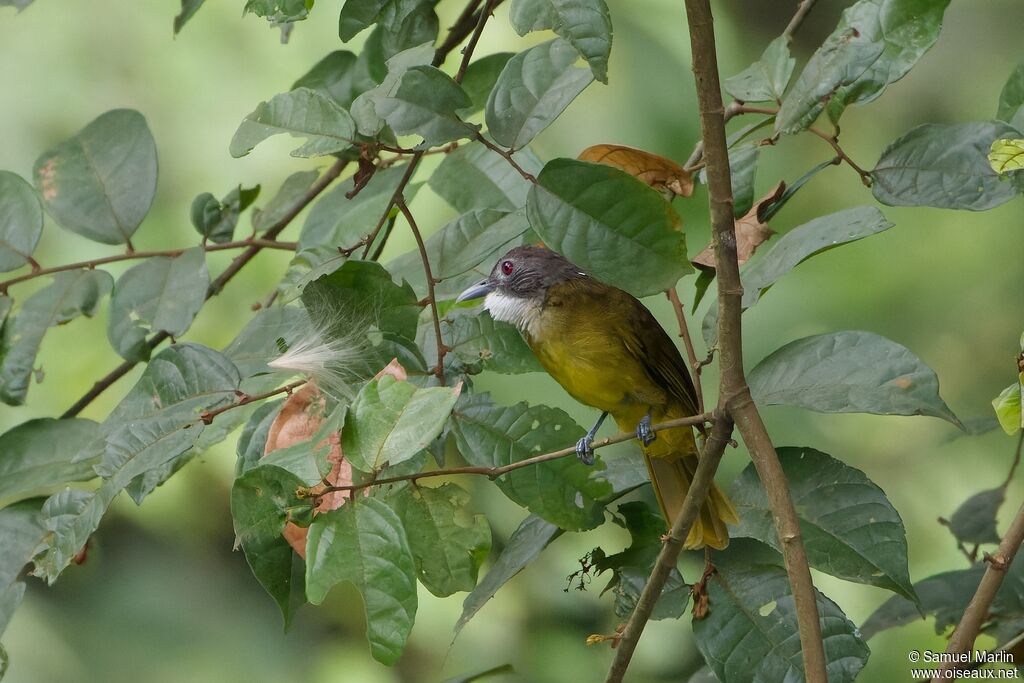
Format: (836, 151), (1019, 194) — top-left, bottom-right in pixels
(578, 144), (694, 198)
(691, 181), (784, 269)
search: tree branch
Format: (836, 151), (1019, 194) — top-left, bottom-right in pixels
(313, 413), (713, 497)
(683, 2), (828, 680)
(61, 158), (349, 418)
(935, 431), (1024, 680)
(604, 413), (733, 683)
(199, 379), (307, 425)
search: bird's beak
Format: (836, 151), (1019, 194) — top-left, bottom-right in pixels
(456, 279), (493, 303)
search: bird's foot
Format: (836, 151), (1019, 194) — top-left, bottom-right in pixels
(636, 413), (656, 446)
(575, 435), (596, 466)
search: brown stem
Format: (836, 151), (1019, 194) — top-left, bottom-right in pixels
(604, 414), (733, 683)
(936, 432), (1024, 680)
(61, 159), (349, 418)
(395, 198), (446, 383)
(0, 239), (297, 293)
(475, 133), (537, 181)
(200, 379), (307, 424)
(666, 287), (704, 414)
(806, 126), (872, 186)
(317, 413), (712, 496)
(455, 0), (496, 82)
(782, 0), (819, 42)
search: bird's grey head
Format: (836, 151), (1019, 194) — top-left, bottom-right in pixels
(456, 246), (585, 331)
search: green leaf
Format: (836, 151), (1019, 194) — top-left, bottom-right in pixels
(231, 464), (308, 626)
(993, 375), (1023, 435)
(107, 247), (210, 362)
(340, 0), (438, 60)
(825, 0), (951, 122)
(338, 0), (387, 40)
(244, 0), (313, 23)
(486, 39), (593, 150)
(371, 66), (480, 147)
(390, 483), (491, 597)
(748, 330), (961, 426)
(302, 259), (420, 341)
(728, 146), (758, 218)
(0, 171), (43, 272)
(33, 109), (157, 245)
(509, 0), (612, 83)
(292, 51), (370, 108)
(444, 311), (543, 374)
(723, 36), (794, 103)
(305, 498), (417, 665)
(730, 446), (917, 601)
(741, 206), (894, 308)
(299, 163), (419, 251)
(252, 169), (319, 233)
(594, 501), (689, 620)
(342, 374), (459, 472)
(526, 158), (689, 297)
(351, 42), (435, 137)
(775, 24), (884, 134)
(455, 513), (561, 636)
(997, 62), (1024, 132)
(0, 418), (100, 507)
(224, 305), (311, 378)
(450, 394), (611, 530)
(389, 209), (530, 298)
(871, 121), (1020, 211)
(458, 53), (515, 118)
(190, 185), (260, 244)
(33, 344), (239, 581)
(0, 500), (46, 636)
(0, 269), (112, 405)
(861, 564), (985, 639)
(230, 88), (356, 158)
(0, 0), (34, 11)
(430, 143), (542, 214)
(173, 0), (205, 33)
(946, 488), (1004, 546)
(989, 138), (1024, 175)
(440, 664), (515, 683)
(235, 400), (283, 476)
(694, 539), (870, 683)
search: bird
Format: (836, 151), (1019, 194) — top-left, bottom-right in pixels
(456, 245), (738, 549)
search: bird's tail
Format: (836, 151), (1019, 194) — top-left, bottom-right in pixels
(638, 421), (739, 549)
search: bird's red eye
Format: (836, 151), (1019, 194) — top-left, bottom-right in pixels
(501, 260), (514, 276)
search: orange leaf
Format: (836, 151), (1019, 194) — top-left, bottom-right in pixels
(692, 181), (784, 269)
(578, 144), (694, 198)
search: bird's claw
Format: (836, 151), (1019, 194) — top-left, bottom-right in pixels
(636, 414), (656, 446)
(575, 435), (596, 466)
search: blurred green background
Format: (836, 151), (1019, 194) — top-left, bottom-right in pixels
(1, 1), (1023, 681)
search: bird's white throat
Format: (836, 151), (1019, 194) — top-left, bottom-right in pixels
(484, 291), (541, 335)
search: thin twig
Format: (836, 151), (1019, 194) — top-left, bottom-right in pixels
(315, 413), (713, 496)
(455, 0), (496, 82)
(1003, 431), (1024, 490)
(666, 287), (704, 414)
(200, 379), (307, 424)
(782, 0), (819, 42)
(0, 238), (297, 293)
(936, 433), (1024, 680)
(61, 159), (349, 418)
(475, 133), (537, 181)
(396, 198), (446, 383)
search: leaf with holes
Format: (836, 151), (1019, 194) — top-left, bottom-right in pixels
(730, 446), (917, 601)
(33, 109), (157, 245)
(0, 171), (43, 273)
(527, 158), (689, 297)
(450, 394), (611, 530)
(305, 498), (417, 665)
(107, 247), (209, 362)
(390, 483), (491, 597)
(486, 39), (593, 151)
(748, 330), (961, 426)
